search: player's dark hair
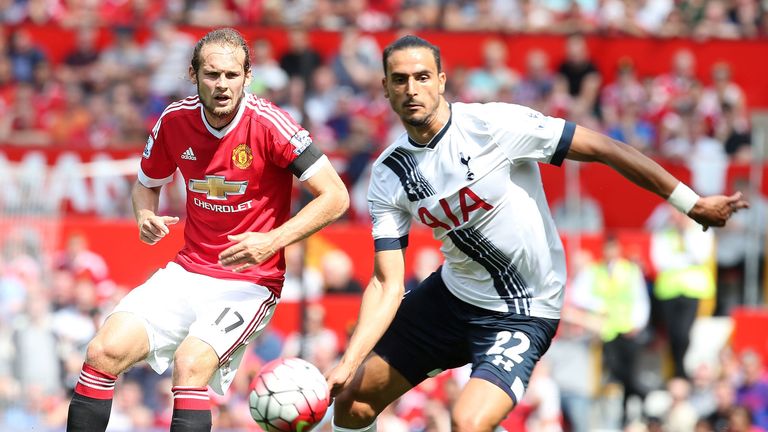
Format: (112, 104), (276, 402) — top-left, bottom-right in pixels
(191, 28), (251, 75)
(382, 35), (442, 75)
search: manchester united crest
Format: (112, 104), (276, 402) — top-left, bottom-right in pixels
(232, 143), (253, 169)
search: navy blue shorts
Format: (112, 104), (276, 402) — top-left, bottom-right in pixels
(373, 269), (559, 403)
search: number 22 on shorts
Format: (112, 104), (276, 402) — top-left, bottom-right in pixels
(486, 331), (531, 372)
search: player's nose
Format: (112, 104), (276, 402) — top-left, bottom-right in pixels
(405, 77), (418, 95)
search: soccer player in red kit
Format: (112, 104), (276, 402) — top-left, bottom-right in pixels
(66, 28), (349, 432)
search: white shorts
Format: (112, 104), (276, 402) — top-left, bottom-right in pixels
(111, 262), (278, 395)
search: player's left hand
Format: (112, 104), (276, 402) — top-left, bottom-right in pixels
(688, 192), (750, 231)
(325, 361), (356, 401)
(218, 232), (278, 272)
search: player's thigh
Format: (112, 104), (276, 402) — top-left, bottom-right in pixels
(188, 279), (278, 394)
(334, 352), (413, 425)
(468, 315), (558, 405)
(372, 270), (471, 387)
(172, 335), (221, 386)
(451, 377), (515, 432)
(109, 262), (198, 375)
(87, 312), (150, 374)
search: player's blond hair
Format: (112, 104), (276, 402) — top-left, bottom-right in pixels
(191, 28), (251, 75)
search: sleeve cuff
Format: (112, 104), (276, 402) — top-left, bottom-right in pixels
(550, 121), (575, 166)
(138, 168), (174, 188)
(289, 143), (325, 181)
(374, 236), (409, 252)
(298, 155), (329, 182)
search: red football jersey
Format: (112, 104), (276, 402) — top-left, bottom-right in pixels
(138, 94), (320, 294)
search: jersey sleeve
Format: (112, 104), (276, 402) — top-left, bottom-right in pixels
(259, 99), (325, 181)
(368, 164), (412, 252)
(138, 120), (176, 188)
(483, 102), (575, 166)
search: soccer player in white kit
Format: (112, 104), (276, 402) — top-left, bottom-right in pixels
(326, 35), (748, 432)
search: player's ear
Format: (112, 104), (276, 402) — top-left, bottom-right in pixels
(244, 68), (252, 88)
(382, 77), (389, 99)
(189, 66), (197, 85)
(438, 72), (446, 95)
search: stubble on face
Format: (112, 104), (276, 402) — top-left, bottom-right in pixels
(385, 48), (445, 136)
(401, 102), (436, 127)
(196, 44), (248, 126)
(199, 80), (240, 119)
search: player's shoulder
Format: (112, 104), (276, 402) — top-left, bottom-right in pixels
(151, 95), (200, 136)
(243, 93), (276, 112)
(159, 95), (201, 120)
(454, 101), (552, 137)
(371, 132), (410, 170)
(453, 101), (539, 121)
(241, 94), (302, 140)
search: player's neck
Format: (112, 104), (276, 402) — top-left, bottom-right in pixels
(203, 98), (242, 130)
(404, 98), (450, 146)
(204, 111), (236, 130)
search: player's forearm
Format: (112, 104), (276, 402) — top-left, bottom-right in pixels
(339, 277), (404, 369)
(569, 127), (679, 200)
(605, 144), (679, 200)
(271, 185), (349, 250)
(131, 181), (161, 224)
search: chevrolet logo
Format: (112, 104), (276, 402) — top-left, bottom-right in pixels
(188, 175), (247, 200)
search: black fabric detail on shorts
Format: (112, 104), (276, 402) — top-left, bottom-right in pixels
(471, 368), (519, 403)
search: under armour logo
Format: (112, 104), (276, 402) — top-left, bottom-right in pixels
(459, 152), (475, 181)
(491, 355), (515, 372)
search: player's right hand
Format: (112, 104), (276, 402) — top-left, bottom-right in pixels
(138, 215), (179, 245)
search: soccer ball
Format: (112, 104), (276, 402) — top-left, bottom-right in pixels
(249, 357), (330, 432)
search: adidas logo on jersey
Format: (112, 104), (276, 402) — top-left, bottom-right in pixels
(181, 147), (196, 161)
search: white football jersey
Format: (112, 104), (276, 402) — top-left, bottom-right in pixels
(368, 102), (575, 319)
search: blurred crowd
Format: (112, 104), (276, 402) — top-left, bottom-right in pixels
(0, 20), (762, 220)
(0, 0), (767, 37)
(1, 2), (768, 431)
(0, 212), (767, 431)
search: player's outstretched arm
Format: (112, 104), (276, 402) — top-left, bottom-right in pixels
(326, 248), (406, 397)
(565, 125), (749, 229)
(131, 181), (179, 245)
(219, 159), (349, 271)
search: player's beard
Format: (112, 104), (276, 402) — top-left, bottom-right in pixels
(200, 85), (243, 124)
(404, 115), (429, 127)
(402, 105), (435, 128)
(206, 95), (241, 120)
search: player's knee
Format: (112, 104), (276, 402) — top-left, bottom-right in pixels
(451, 411), (497, 432)
(85, 338), (127, 374)
(333, 391), (377, 427)
(173, 351), (218, 378)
